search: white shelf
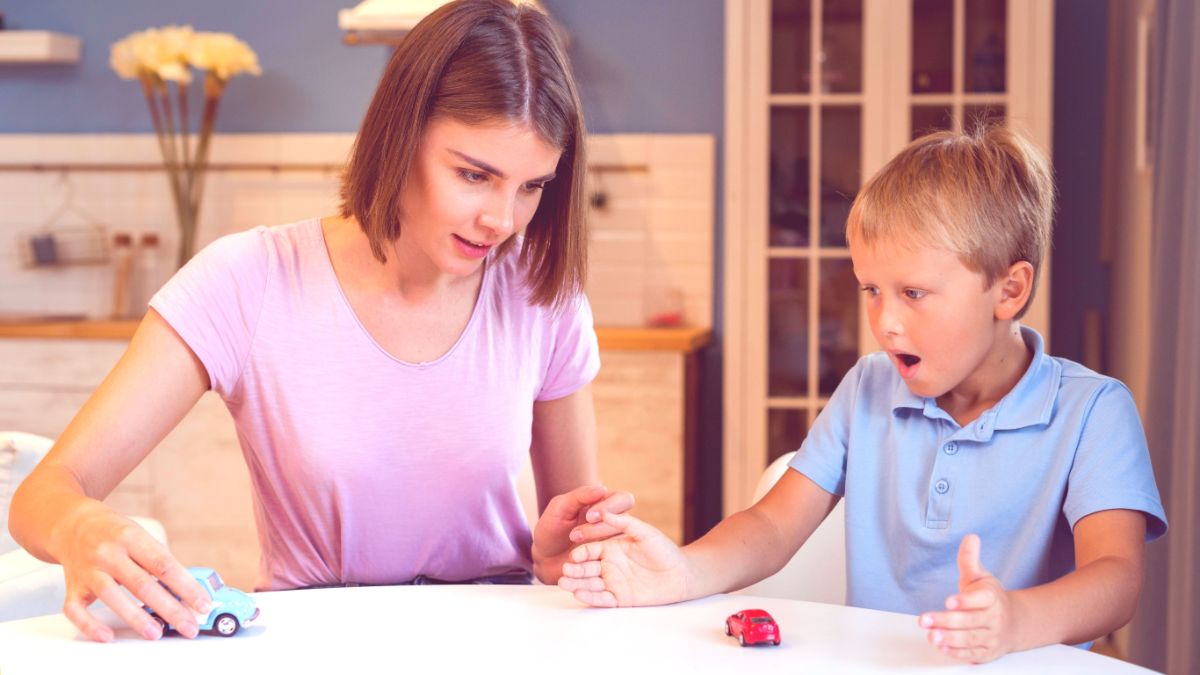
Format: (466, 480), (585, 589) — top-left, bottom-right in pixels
(0, 31), (82, 63)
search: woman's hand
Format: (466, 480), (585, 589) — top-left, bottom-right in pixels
(51, 501), (212, 642)
(530, 484), (634, 583)
(556, 510), (689, 607)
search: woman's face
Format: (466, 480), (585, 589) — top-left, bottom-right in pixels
(396, 117), (563, 278)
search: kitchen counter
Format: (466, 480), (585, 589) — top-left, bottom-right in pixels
(0, 319), (713, 353)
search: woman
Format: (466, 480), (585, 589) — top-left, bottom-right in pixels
(10, 0), (628, 642)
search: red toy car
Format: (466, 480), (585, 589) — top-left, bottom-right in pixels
(725, 609), (781, 646)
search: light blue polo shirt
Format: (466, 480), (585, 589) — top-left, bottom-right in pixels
(789, 326), (1168, 616)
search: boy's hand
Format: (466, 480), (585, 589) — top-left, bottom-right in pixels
(557, 511), (688, 607)
(531, 485), (634, 583)
(918, 534), (1015, 663)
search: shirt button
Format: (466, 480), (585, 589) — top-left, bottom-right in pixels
(944, 442), (958, 455)
(935, 479), (950, 494)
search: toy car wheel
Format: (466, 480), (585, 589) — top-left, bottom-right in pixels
(213, 614), (240, 637)
(724, 622), (732, 636)
(774, 639), (781, 646)
(738, 632), (746, 647)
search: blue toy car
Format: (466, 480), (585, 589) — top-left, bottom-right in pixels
(146, 566), (258, 637)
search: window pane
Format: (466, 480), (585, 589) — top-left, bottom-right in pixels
(912, 0), (953, 93)
(911, 105), (953, 139)
(768, 408), (809, 463)
(820, 106), (860, 247)
(769, 258), (809, 397)
(962, 104), (1006, 132)
(965, 0), (1006, 93)
(822, 0), (862, 93)
(770, 107), (811, 247)
(772, 0), (813, 94)
(818, 259), (859, 396)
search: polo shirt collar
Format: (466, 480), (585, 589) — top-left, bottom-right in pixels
(890, 326), (1059, 433)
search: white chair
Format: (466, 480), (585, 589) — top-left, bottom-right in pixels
(736, 450), (847, 605)
(0, 432), (167, 622)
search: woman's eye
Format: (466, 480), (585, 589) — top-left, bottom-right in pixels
(458, 169), (486, 183)
(904, 289), (927, 300)
(521, 182), (546, 194)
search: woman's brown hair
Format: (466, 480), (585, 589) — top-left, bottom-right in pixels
(340, 0), (587, 308)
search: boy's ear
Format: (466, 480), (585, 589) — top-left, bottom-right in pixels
(994, 261), (1035, 321)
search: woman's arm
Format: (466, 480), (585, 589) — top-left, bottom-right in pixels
(527, 384), (633, 583)
(8, 309), (216, 641)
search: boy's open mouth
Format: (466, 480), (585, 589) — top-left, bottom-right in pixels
(896, 353), (921, 367)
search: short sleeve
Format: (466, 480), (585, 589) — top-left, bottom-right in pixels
(536, 293), (601, 401)
(148, 227), (270, 398)
(788, 357), (866, 496)
(1064, 381), (1168, 540)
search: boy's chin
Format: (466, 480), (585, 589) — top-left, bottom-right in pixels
(900, 379), (948, 399)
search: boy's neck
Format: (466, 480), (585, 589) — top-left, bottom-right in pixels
(936, 322), (1033, 428)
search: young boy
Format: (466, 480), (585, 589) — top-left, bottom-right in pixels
(557, 127), (1168, 664)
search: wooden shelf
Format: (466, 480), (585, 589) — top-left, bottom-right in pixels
(0, 319), (713, 353)
(0, 31), (82, 63)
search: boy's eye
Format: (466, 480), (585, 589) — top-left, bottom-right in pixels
(904, 289), (927, 300)
(860, 285), (879, 297)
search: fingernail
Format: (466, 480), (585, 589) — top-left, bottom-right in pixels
(180, 622), (199, 639)
(586, 510), (599, 522)
(196, 599), (213, 613)
(920, 615), (932, 627)
(569, 530), (582, 542)
(143, 624), (162, 640)
(932, 630), (943, 645)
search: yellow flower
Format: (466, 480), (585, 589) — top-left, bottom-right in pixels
(186, 32), (262, 81)
(109, 25), (195, 84)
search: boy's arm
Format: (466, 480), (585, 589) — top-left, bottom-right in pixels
(559, 469), (839, 606)
(921, 508), (1146, 663)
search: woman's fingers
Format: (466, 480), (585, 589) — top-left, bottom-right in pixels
(62, 587), (113, 643)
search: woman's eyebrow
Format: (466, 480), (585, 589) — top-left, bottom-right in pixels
(448, 149), (556, 183)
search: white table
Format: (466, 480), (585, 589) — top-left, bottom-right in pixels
(0, 585), (1156, 674)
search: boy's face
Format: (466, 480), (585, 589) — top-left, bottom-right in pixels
(850, 238), (1003, 399)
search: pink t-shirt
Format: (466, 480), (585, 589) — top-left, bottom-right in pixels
(150, 218), (600, 590)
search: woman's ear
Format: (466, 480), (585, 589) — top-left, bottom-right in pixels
(994, 260), (1035, 321)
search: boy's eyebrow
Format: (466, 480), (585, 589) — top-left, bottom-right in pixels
(448, 149), (556, 183)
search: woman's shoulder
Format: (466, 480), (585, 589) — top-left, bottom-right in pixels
(191, 217), (323, 271)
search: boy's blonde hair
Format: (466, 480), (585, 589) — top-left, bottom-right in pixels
(846, 125), (1055, 319)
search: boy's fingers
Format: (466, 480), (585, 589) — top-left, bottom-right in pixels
(558, 575), (600, 593)
(946, 588), (996, 611)
(956, 534), (988, 587)
(572, 589), (618, 608)
(561, 560), (603, 578)
(920, 609), (987, 630)
(600, 510), (657, 541)
(569, 541), (607, 563)
(569, 522), (622, 543)
(932, 627), (988, 649)
(583, 491), (635, 523)
(940, 644), (989, 662)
